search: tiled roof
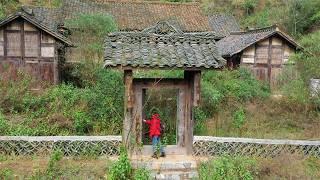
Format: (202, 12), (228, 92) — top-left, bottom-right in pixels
(208, 14), (240, 38)
(217, 25), (300, 57)
(104, 22), (225, 69)
(20, 0), (240, 35)
(31, 7), (62, 32)
(0, 11), (72, 46)
(62, 0), (212, 32)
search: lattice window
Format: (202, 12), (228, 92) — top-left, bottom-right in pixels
(24, 32), (39, 57)
(6, 31), (21, 56)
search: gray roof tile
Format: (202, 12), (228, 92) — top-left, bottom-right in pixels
(217, 25), (300, 57)
(104, 22), (226, 69)
(208, 14), (240, 38)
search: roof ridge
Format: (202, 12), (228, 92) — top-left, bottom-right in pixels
(230, 25), (277, 35)
(90, 0), (201, 6)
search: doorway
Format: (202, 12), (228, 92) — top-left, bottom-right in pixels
(133, 79), (189, 155)
(142, 88), (179, 146)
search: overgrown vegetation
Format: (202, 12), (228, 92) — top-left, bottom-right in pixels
(199, 155), (257, 180)
(0, 0), (20, 18)
(194, 68), (270, 135)
(64, 13), (117, 62)
(0, 67), (123, 135)
(203, 0), (320, 37)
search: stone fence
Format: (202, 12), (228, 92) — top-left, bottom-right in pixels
(193, 136), (320, 157)
(0, 136), (319, 157)
(0, 136), (122, 156)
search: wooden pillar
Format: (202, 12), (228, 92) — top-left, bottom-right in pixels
(184, 70), (201, 154)
(123, 69), (134, 149)
(267, 38), (272, 85)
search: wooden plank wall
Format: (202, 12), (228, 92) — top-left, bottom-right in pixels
(240, 35), (296, 88)
(0, 18), (57, 86)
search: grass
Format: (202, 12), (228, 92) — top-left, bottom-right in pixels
(0, 155), (111, 179)
(1, 153), (319, 179)
(199, 154), (320, 180)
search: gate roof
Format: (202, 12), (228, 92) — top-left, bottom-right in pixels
(104, 21), (226, 70)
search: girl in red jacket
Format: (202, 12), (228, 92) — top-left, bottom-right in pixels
(144, 113), (166, 158)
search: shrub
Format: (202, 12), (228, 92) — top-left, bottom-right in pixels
(199, 155), (257, 180)
(108, 148), (132, 180)
(198, 68), (270, 124)
(64, 13), (117, 61)
(65, 13), (117, 38)
(73, 111), (92, 134)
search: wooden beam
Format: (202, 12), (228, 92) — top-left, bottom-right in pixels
(193, 71), (201, 107)
(183, 70), (201, 154)
(53, 43), (59, 84)
(20, 19), (25, 61)
(3, 28), (7, 57)
(267, 38), (272, 84)
(123, 70), (134, 148)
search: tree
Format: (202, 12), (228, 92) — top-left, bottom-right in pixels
(284, 0), (320, 36)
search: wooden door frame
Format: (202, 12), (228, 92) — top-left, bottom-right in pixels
(134, 79), (188, 155)
(123, 70), (201, 156)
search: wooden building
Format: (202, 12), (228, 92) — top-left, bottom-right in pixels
(0, 12), (72, 85)
(104, 22), (225, 155)
(217, 25), (301, 87)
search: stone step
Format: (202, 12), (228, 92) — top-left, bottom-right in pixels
(132, 160), (197, 171)
(152, 170), (198, 180)
(131, 155), (199, 180)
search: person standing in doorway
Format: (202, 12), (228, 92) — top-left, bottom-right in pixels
(143, 110), (166, 158)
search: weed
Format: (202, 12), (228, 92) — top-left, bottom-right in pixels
(199, 155), (257, 180)
(133, 167), (151, 180)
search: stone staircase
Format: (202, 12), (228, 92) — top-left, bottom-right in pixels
(131, 155), (199, 180)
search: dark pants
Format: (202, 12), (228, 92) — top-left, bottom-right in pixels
(152, 136), (164, 154)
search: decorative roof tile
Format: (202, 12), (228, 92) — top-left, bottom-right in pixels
(104, 22), (225, 69)
(217, 25), (300, 57)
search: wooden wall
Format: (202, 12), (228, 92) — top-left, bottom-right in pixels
(240, 35), (296, 88)
(0, 18), (58, 86)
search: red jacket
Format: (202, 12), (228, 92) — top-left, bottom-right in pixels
(145, 114), (161, 138)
